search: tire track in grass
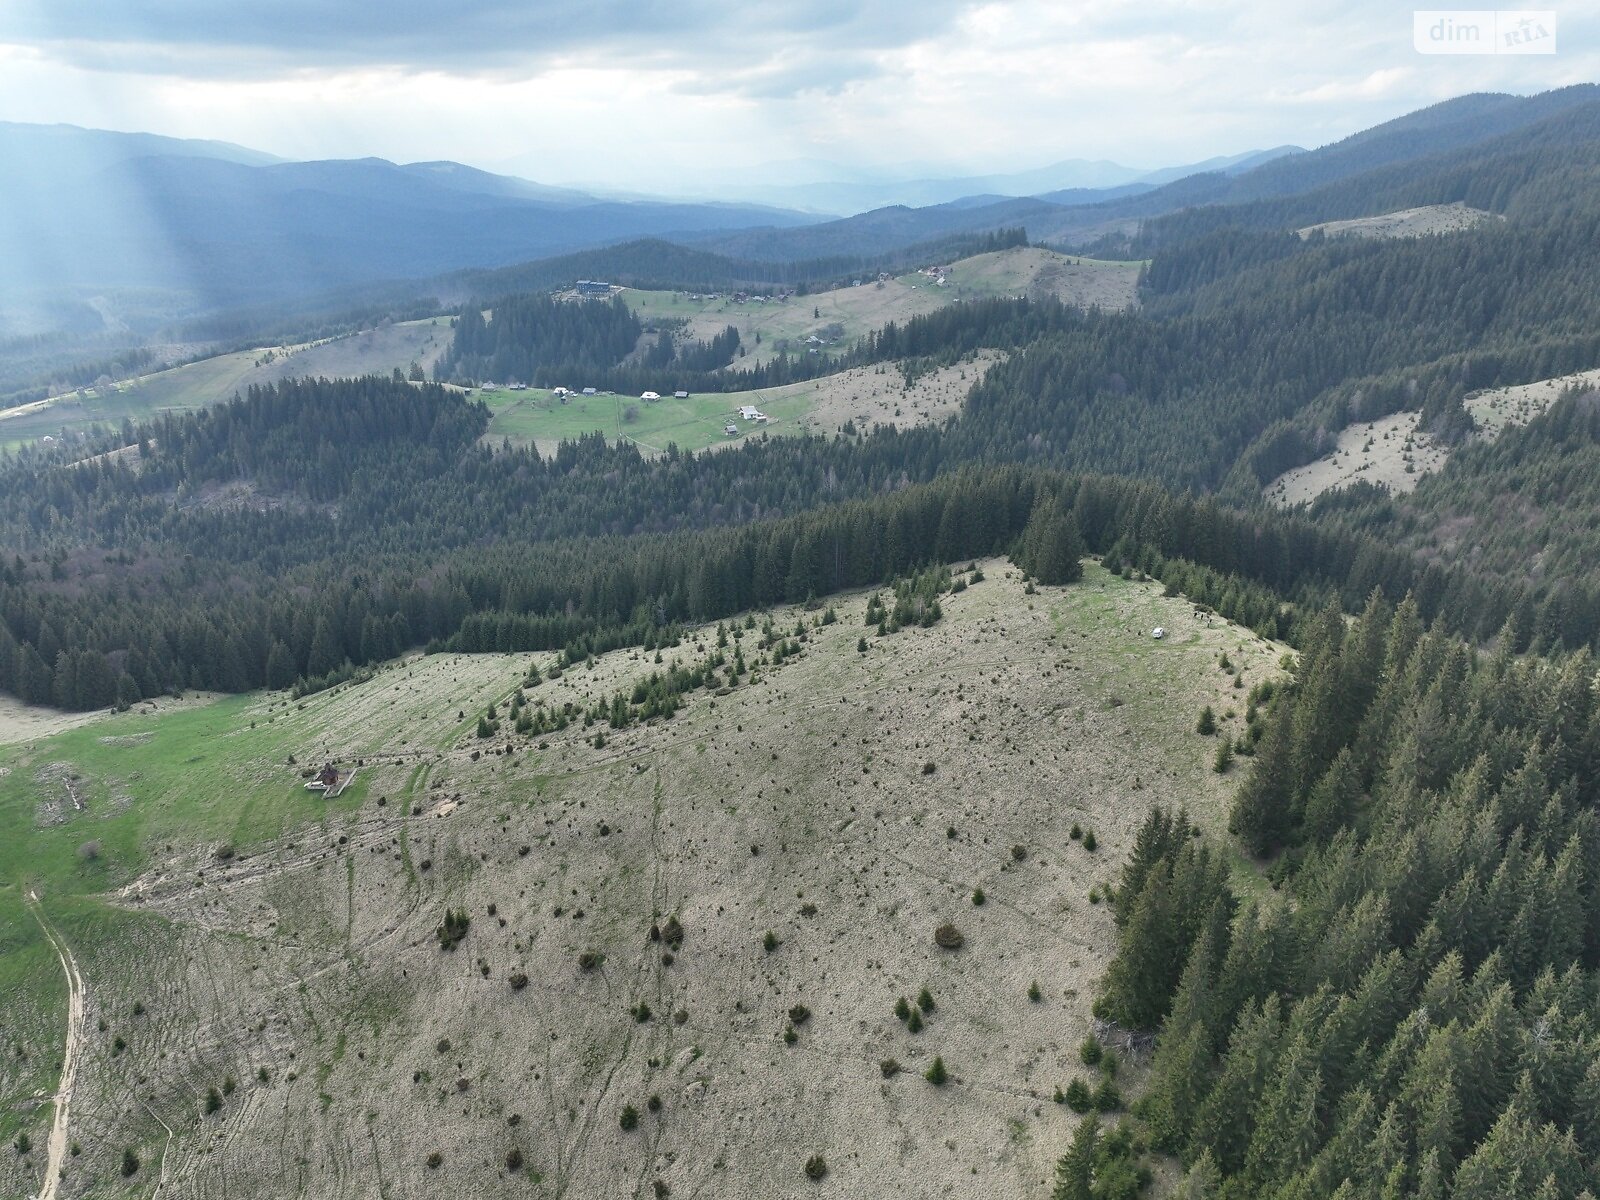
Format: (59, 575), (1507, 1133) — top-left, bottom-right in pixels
(23, 889), (84, 1200)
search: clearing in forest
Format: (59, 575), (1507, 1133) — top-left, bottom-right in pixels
(0, 318), (454, 451)
(481, 351), (1002, 455)
(1266, 367), (1600, 507)
(624, 246), (1139, 369)
(0, 560), (1282, 1200)
(1296, 202), (1500, 240)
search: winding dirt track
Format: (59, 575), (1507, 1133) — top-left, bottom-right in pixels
(24, 889), (84, 1200)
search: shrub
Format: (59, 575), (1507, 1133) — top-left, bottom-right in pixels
(1196, 706), (1216, 735)
(426, 1151), (443, 1169)
(1070, 823), (1083, 840)
(647, 1094), (662, 1113)
(1011, 844), (1027, 861)
(925, 1056), (948, 1085)
(509, 972), (529, 991)
(1064, 1078), (1093, 1112)
(506, 1148), (523, 1171)
(880, 1059), (901, 1078)
(14, 1132), (30, 1155)
(1082, 830), (1098, 852)
(436, 1038), (451, 1053)
(620, 1105), (640, 1131)
(783, 1026), (798, 1045)
(763, 930), (779, 953)
(436, 908), (470, 951)
(916, 988), (935, 1014)
(805, 1154), (828, 1181)
(1079, 1036), (1103, 1067)
(204, 1086), (223, 1114)
(1028, 981), (1042, 1003)
(1213, 739), (1234, 774)
(578, 950), (605, 972)
(894, 996), (911, 1021)
(222, 1074), (237, 1095)
(907, 1008), (924, 1034)
(921, 762), (936, 775)
(972, 887), (986, 906)
(1093, 1079), (1123, 1112)
(77, 839), (102, 862)
(121, 1148), (140, 1177)
(933, 923), (964, 949)
(788, 1004), (811, 1025)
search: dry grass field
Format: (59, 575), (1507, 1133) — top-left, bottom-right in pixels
(0, 560), (1282, 1200)
(1296, 202), (1500, 240)
(1463, 367), (1600, 436)
(0, 319), (454, 451)
(1266, 367), (1600, 507)
(1265, 411), (1449, 506)
(626, 247), (1139, 369)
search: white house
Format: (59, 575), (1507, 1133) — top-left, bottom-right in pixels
(582, 387), (598, 396)
(641, 391), (661, 401)
(724, 423), (738, 435)
(674, 390), (690, 399)
(738, 405), (763, 420)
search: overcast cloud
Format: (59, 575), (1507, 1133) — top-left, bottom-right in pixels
(0, 0), (1595, 190)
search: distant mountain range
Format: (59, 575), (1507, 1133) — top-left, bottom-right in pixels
(5, 86), (1600, 339)
(0, 123), (816, 332)
(683, 85), (1600, 261)
(675, 147), (1302, 214)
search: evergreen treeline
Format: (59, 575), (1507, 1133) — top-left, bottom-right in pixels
(1098, 591), (1600, 1199)
(0, 357), (1579, 713)
(1317, 387), (1600, 628)
(436, 293), (641, 384)
(433, 288), (1060, 395)
(437, 228), (1029, 301)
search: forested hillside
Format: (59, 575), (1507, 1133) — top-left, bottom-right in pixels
(16, 136), (1600, 712)
(1094, 593), (1600, 1199)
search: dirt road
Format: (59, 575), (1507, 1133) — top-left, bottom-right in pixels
(24, 889), (84, 1200)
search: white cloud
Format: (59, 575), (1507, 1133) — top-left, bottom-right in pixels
(0, 0), (1595, 188)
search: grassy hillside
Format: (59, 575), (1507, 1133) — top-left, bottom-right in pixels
(0, 318), (453, 450)
(479, 385), (814, 455)
(624, 247), (1138, 369)
(0, 559), (1282, 1199)
(480, 353), (1000, 454)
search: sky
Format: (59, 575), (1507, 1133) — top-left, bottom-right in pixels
(1, 0), (1597, 191)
